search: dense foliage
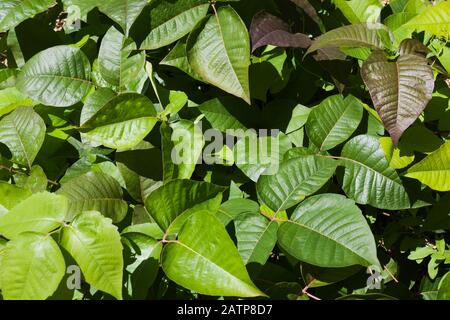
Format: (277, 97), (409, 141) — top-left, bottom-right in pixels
(0, 0), (449, 300)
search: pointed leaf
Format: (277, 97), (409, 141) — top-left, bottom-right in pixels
(405, 141), (450, 191)
(278, 194), (380, 267)
(187, 6), (251, 104)
(306, 94), (363, 151)
(0, 106), (45, 168)
(162, 210), (264, 297)
(61, 211), (123, 300)
(361, 50), (434, 145)
(1, 233), (65, 300)
(341, 135), (410, 209)
(141, 0), (210, 50)
(17, 46), (92, 107)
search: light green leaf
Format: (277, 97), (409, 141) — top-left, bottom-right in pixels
(57, 172), (128, 223)
(278, 194), (380, 268)
(17, 46), (92, 107)
(162, 210), (264, 297)
(144, 179), (225, 230)
(0, 87), (34, 117)
(403, 2), (450, 37)
(341, 135), (410, 209)
(256, 152), (338, 212)
(1, 233), (65, 300)
(332, 0), (383, 23)
(187, 6), (251, 104)
(98, 26), (147, 92)
(61, 211), (123, 300)
(286, 104), (311, 147)
(379, 137), (415, 170)
(234, 213), (278, 265)
(217, 198), (260, 226)
(0, 0), (55, 32)
(81, 93), (157, 149)
(0, 182), (32, 210)
(14, 165), (48, 193)
(160, 39), (204, 81)
(405, 141), (450, 191)
(438, 271), (450, 300)
(0, 192), (67, 239)
(141, 0), (210, 50)
(80, 88), (116, 125)
(307, 23), (391, 55)
(306, 94), (363, 151)
(0, 106), (45, 168)
(170, 119), (205, 180)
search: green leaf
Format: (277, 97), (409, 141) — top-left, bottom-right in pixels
(332, 0), (383, 23)
(403, 2), (450, 37)
(306, 94), (363, 151)
(0, 182), (32, 210)
(80, 88), (116, 125)
(1, 233), (65, 300)
(217, 198), (260, 226)
(144, 179), (225, 230)
(187, 6), (251, 104)
(61, 211), (123, 300)
(161, 210), (264, 297)
(141, 0), (210, 50)
(307, 23), (391, 55)
(234, 213), (278, 265)
(256, 152), (338, 212)
(81, 93), (157, 149)
(14, 165), (48, 193)
(170, 119), (205, 180)
(98, 26), (147, 92)
(437, 271), (450, 300)
(361, 50), (434, 145)
(197, 98), (247, 132)
(57, 172), (128, 223)
(405, 141), (450, 192)
(0, 87), (34, 117)
(160, 39), (204, 81)
(0, 0), (55, 32)
(340, 135), (410, 210)
(0, 106), (45, 168)
(286, 104), (311, 147)
(99, 0), (149, 35)
(17, 46), (92, 107)
(0, 192), (67, 239)
(278, 194), (380, 267)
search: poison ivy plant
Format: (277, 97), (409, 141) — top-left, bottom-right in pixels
(0, 0), (448, 301)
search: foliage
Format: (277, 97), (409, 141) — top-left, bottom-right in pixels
(0, 0), (449, 300)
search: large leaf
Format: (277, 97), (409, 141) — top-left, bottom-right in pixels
(99, 0), (149, 35)
(403, 2), (450, 37)
(98, 26), (147, 92)
(81, 93), (157, 149)
(61, 211), (123, 300)
(0, 192), (67, 239)
(306, 23), (391, 55)
(234, 213), (278, 265)
(256, 152), (339, 212)
(140, 0), (210, 50)
(57, 172), (128, 223)
(0, 233), (65, 300)
(161, 210), (264, 297)
(144, 179), (225, 230)
(278, 194), (379, 268)
(340, 135), (410, 209)
(249, 11), (311, 52)
(0, 0), (55, 32)
(405, 141), (450, 192)
(17, 46), (92, 107)
(0, 106), (45, 168)
(361, 50), (434, 145)
(306, 94), (363, 151)
(187, 6), (251, 104)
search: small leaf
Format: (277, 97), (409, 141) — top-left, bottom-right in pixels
(361, 49), (434, 145)
(405, 141), (450, 191)
(17, 46), (92, 107)
(0, 107), (45, 168)
(61, 211), (123, 300)
(250, 11), (311, 52)
(278, 194), (380, 267)
(0, 192), (67, 240)
(1, 233), (65, 300)
(187, 6), (251, 104)
(162, 210), (264, 297)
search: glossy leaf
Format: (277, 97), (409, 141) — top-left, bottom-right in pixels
(162, 210), (264, 297)
(278, 194), (379, 267)
(0, 0), (55, 32)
